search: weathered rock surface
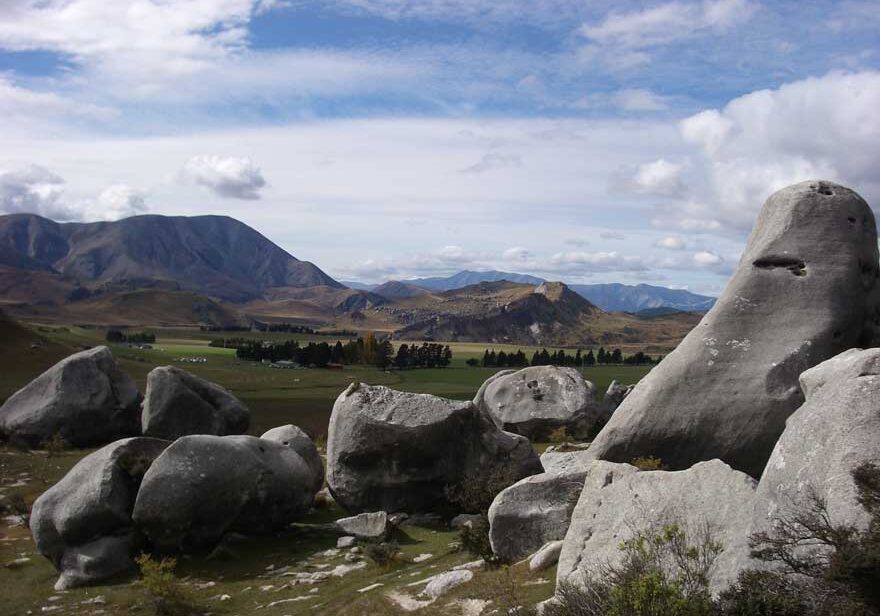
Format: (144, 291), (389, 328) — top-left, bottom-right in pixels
(588, 181), (880, 478)
(556, 460), (756, 596)
(327, 383), (542, 514)
(261, 424), (324, 493)
(600, 380), (633, 421)
(132, 435), (316, 551)
(334, 511), (390, 539)
(489, 450), (592, 562)
(742, 348), (880, 572)
(141, 366), (249, 440)
(529, 540), (564, 572)
(30, 437), (170, 589)
(473, 366), (600, 440)
(0, 346), (141, 448)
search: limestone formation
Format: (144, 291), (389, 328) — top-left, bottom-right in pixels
(30, 437), (170, 589)
(599, 380), (633, 421)
(488, 449), (593, 562)
(141, 366), (250, 440)
(0, 346), (141, 448)
(473, 366), (601, 440)
(132, 435), (316, 551)
(327, 383), (542, 514)
(588, 181), (879, 478)
(556, 460), (756, 596)
(261, 424), (324, 493)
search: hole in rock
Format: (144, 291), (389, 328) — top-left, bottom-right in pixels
(753, 255), (806, 276)
(815, 184), (834, 196)
(848, 217), (857, 224)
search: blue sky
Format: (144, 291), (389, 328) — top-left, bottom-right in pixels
(0, 0), (878, 294)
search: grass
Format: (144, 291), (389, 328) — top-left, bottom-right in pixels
(0, 321), (656, 615)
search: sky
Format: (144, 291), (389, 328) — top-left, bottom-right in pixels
(0, 1), (878, 295)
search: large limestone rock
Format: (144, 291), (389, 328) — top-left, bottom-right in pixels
(556, 460), (756, 596)
(141, 366), (249, 440)
(327, 383), (542, 515)
(588, 181), (879, 478)
(599, 380), (633, 421)
(473, 366), (601, 440)
(132, 434), (316, 551)
(261, 424), (324, 494)
(0, 346), (141, 448)
(745, 348), (880, 568)
(30, 437), (170, 590)
(489, 450), (593, 562)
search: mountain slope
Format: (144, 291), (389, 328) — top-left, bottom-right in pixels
(0, 213), (342, 302)
(568, 283), (716, 313)
(403, 270), (545, 291)
(372, 280), (430, 300)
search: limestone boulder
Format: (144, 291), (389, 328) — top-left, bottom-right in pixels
(473, 366), (601, 440)
(489, 449), (592, 562)
(132, 434), (316, 551)
(141, 366), (249, 440)
(599, 380), (633, 422)
(261, 424), (324, 493)
(327, 383), (542, 515)
(30, 437), (170, 589)
(588, 181), (880, 478)
(0, 346), (141, 448)
(556, 460), (756, 596)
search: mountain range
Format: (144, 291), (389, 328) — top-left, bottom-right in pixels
(0, 212), (708, 348)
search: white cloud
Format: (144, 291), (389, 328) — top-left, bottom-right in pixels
(656, 236), (686, 250)
(693, 250), (723, 266)
(580, 0), (757, 49)
(549, 250), (647, 272)
(182, 155), (266, 200)
(680, 70), (880, 230)
(631, 158), (686, 197)
(0, 77), (117, 122)
(89, 184), (148, 221)
(460, 152), (522, 174)
(0, 165), (73, 220)
(502, 246), (531, 261)
(600, 231), (626, 240)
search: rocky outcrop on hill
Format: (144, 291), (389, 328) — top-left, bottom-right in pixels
(0, 346), (141, 447)
(261, 424), (324, 494)
(132, 435), (317, 551)
(473, 366), (601, 440)
(588, 181), (880, 478)
(488, 449), (593, 562)
(141, 366), (250, 440)
(326, 384), (542, 515)
(30, 437), (170, 590)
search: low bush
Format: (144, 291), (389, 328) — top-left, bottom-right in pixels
(457, 517), (495, 562)
(631, 456), (665, 471)
(135, 553), (198, 616)
(364, 540), (402, 568)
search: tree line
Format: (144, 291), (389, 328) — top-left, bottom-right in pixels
(217, 334), (451, 370)
(106, 330), (156, 344)
(471, 346), (662, 368)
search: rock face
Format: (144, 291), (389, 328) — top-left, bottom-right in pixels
(556, 460), (756, 596)
(489, 449), (593, 562)
(473, 366), (600, 440)
(261, 424), (324, 494)
(334, 511), (390, 539)
(141, 366), (250, 440)
(588, 181), (879, 478)
(327, 383), (542, 515)
(0, 346), (141, 448)
(600, 380), (633, 421)
(746, 348), (880, 566)
(30, 437), (170, 590)
(132, 435), (316, 551)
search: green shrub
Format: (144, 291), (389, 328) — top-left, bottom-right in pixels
(631, 456), (665, 471)
(543, 522), (721, 616)
(135, 553), (198, 616)
(42, 433), (68, 457)
(549, 426), (573, 444)
(456, 517), (495, 562)
(364, 540), (402, 568)
(445, 466), (523, 515)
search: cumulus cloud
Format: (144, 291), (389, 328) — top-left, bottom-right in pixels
(680, 70), (880, 230)
(631, 158), (686, 197)
(182, 155), (266, 200)
(549, 250), (647, 272)
(656, 236), (686, 250)
(693, 250), (724, 266)
(89, 184), (148, 221)
(0, 165), (73, 220)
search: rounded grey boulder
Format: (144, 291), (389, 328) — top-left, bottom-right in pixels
(261, 424), (324, 494)
(141, 366), (250, 440)
(588, 181), (880, 478)
(30, 437), (170, 590)
(132, 434), (316, 552)
(473, 366), (601, 440)
(0, 346), (141, 448)
(327, 383), (543, 515)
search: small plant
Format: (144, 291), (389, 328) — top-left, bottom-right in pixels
(631, 456), (664, 471)
(364, 540), (402, 568)
(456, 516), (495, 562)
(0, 493), (30, 527)
(42, 433), (68, 457)
(135, 553), (197, 616)
(548, 426), (572, 444)
(445, 466), (523, 515)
